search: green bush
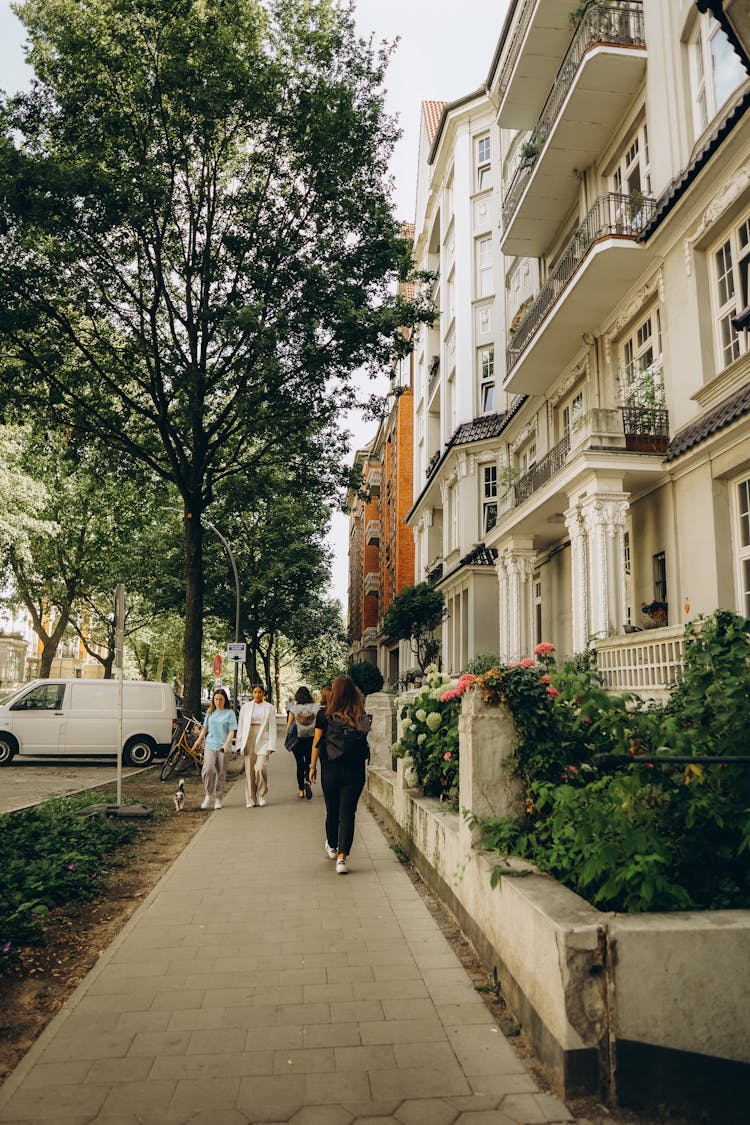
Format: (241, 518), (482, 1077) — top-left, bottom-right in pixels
(394, 667), (460, 801)
(348, 660), (384, 697)
(473, 615), (750, 912)
(464, 652), (501, 676)
(0, 793), (137, 970)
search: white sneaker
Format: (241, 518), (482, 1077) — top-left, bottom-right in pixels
(246, 800), (255, 808)
(200, 795), (211, 810)
(258, 797), (266, 807)
(324, 841), (337, 860)
(336, 858), (348, 875)
(214, 798), (222, 810)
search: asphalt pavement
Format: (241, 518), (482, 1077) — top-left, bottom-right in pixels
(0, 759), (143, 814)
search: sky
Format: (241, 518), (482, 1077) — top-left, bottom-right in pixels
(0, 0), (509, 606)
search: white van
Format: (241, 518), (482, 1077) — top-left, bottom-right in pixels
(0, 679), (177, 767)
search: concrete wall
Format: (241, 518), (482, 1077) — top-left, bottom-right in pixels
(367, 688), (750, 1117)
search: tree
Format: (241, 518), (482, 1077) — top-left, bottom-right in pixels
(348, 660), (384, 697)
(0, 424), (53, 559)
(0, 0), (432, 715)
(381, 582), (446, 673)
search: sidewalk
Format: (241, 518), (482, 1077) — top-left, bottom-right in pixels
(0, 749), (582, 1125)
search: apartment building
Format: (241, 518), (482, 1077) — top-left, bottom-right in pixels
(347, 442), (381, 665)
(479, 0), (750, 691)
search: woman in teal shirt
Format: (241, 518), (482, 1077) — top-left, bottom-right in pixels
(195, 688), (237, 810)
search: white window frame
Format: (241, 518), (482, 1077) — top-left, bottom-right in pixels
(518, 439), (537, 476)
(559, 388), (584, 441)
(620, 307), (665, 405)
(449, 481), (459, 550)
(478, 346), (495, 414)
(735, 475), (750, 617)
(689, 14), (746, 137)
(477, 236), (493, 298)
(710, 211), (750, 371)
(482, 465), (498, 535)
(612, 122), (651, 200)
(476, 135), (491, 192)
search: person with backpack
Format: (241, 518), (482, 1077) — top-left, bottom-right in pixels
(285, 686), (317, 800)
(308, 674), (370, 875)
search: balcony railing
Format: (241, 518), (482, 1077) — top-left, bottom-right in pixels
(428, 355), (440, 402)
(367, 467), (382, 493)
(595, 624), (685, 696)
(364, 571), (380, 596)
(502, 2), (645, 230)
(496, 0), (535, 105)
(365, 519), (381, 544)
(620, 405), (669, 453)
(513, 434), (571, 507)
(506, 191), (656, 374)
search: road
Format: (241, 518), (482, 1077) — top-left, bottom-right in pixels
(0, 758), (144, 814)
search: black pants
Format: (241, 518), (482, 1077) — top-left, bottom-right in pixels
(291, 737), (313, 790)
(321, 752), (367, 855)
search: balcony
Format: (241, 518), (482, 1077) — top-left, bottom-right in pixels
(595, 624), (685, 698)
(362, 627), (378, 647)
(496, 0), (579, 129)
(513, 434), (570, 506)
(365, 519), (381, 545)
(504, 192), (656, 394)
(367, 467), (382, 494)
(501, 2), (646, 257)
(620, 405), (669, 453)
(364, 572), (380, 596)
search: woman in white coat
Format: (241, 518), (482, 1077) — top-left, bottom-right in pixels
(235, 684), (277, 807)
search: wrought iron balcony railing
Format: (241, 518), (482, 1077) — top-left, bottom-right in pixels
(513, 434), (571, 507)
(496, 0), (535, 105)
(620, 405), (669, 453)
(502, 2), (645, 229)
(506, 191), (656, 374)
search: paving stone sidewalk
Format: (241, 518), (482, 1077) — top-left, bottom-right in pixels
(0, 748), (583, 1125)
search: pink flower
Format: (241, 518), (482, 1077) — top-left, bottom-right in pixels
(520, 658), (535, 668)
(506, 661), (520, 668)
(546, 686), (560, 698)
(534, 642), (555, 655)
(539, 674), (551, 684)
(440, 689), (459, 701)
(444, 752), (452, 761)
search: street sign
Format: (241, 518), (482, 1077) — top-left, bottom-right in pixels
(212, 654), (223, 676)
(226, 642), (247, 662)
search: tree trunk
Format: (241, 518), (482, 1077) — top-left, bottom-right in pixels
(38, 611), (72, 677)
(183, 508), (204, 718)
(273, 643), (281, 712)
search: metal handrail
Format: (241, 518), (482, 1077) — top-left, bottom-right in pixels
(506, 191), (656, 372)
(502, 1), (645, 228)
(497, 0), (535, 102)
(620, 405), (669, 438)
(513, 433), (570, 506)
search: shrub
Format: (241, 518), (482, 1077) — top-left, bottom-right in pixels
(464, 652), (501, 676)
(348, 660), (384, 697)
(394, 667), (459, 801)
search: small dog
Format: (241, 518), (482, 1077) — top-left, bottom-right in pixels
(173, 779), (185, 812)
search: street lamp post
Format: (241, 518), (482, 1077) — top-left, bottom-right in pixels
(204, 519), (241, 709)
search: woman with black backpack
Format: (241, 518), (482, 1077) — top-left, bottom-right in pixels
(285, 686), (318, 800)
(308, 674), (370, 875)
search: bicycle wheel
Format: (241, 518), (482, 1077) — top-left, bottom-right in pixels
(160, 740), (185, 782)
(174, 746), (201, 776)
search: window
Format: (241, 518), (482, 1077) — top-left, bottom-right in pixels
(482, 465), (498, 534)
(624, 532), (632, 625)
(621, 308), (665, 405)
(560, 389), (584, 440)
(12, 684), (65, 711)
(478, 347), (495, 413)
(653, 551), (667, 603)
(737, 477), (750, 615)
(476, 135), (491, 191)
(477, 237), (493, 297)
(612, 123), (651, 199)
(711, 213), (750, 369)
(690, 14), (745, 136)
(519, 440), (537, 476)
(534, 579), (542, 646)
(449, 482), (458, 550)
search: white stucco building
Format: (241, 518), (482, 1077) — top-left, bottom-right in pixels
(406, 1), (750, 688)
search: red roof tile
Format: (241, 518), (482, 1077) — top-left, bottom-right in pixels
(422, 100), (448, 144)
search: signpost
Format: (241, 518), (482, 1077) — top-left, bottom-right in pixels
(226, 643), (246, 663)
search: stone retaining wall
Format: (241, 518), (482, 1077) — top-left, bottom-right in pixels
(364, 690), (750, 1119)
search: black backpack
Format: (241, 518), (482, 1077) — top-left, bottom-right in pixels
(325, 715), (370, 762)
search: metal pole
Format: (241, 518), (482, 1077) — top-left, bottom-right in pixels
(204, 520), (241, 708)
(114, 584), (126, 807)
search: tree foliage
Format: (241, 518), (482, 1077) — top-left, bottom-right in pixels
(0, 0), (433, 712)
(381, 582), (446, 672)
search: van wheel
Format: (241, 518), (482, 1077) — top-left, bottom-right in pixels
(0, 733), (18, 765)
(124, 737), (155, 767)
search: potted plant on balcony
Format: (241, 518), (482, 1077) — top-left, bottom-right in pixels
(641, 600), (668, 628)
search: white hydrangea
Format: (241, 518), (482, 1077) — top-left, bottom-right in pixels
(424, 663), (439, 675)
(415, 709), (427, 722)
(417, 733), (427, 745)
(425, 711), (442, 732)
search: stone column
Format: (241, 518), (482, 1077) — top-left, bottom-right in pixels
(580, 492), (629, 638)
(365, 691), (398, 772)
(458, 687), (524, 851)
(498, 542), (536, 661)
(565, 504), (589, 652)
(496, 557), (509, 662)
